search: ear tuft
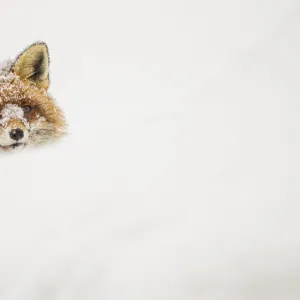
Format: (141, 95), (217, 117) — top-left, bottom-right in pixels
(13, 42), (50, 90)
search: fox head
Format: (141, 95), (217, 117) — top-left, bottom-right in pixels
(0, 42), (66, 152)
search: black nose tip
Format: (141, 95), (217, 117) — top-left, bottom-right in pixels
(10, 128), (24, 141)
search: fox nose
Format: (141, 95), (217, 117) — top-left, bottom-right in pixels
(10, 128), (24, 141)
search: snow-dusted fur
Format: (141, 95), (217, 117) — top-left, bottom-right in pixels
(0, 43), (66, 151)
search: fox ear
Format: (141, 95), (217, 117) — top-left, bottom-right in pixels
(13, 42), (50, 90)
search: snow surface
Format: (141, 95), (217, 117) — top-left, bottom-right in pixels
(0, 0), (299, 299)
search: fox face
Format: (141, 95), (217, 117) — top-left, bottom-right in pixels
(0, 42), (66, 152)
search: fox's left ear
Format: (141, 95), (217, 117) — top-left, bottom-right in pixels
(13, 42), (50, 90)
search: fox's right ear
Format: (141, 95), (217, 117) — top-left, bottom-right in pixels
(13, 42), (50, 90)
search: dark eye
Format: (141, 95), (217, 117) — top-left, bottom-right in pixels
(23, 106), (31, 113)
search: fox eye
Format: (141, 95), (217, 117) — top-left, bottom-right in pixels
(22, 106), (31, 113)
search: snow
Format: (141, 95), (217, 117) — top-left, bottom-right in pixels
(0, 0), (299, 299)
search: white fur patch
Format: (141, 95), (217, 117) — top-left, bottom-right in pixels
(0, 104), (30, 129)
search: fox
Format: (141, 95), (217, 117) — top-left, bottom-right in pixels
(0, 42), (66, 152)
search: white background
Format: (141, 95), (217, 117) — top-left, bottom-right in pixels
(0, 0), (299, 299)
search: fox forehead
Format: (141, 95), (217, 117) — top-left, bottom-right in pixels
(0, 64), (45, 106)
(0, 63), (59, 125)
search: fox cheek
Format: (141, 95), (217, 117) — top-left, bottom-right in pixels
(28, 119), (56, 145)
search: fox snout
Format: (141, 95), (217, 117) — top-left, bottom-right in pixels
(0, 105), (30, 149)
(10, 128), (24, 141)
(8, 124), (29, 144)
